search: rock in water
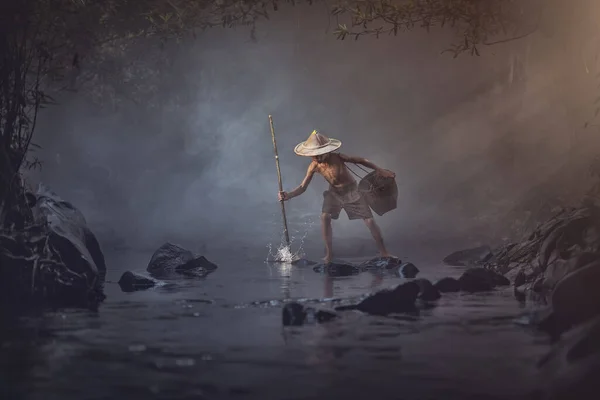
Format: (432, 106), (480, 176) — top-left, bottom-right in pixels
(434, 277), (461, 293)
(282, 302), (306, 326)
(513, 269), (527, 287)
(313, 260), (361, 277)
(176, 256), (218, 275)
(33, 184), (106, 276)
(458, 270), (493, 292)
(443, 245), (493, 266)
(336, 281), (420, 316)
(0, 184), (106, 308)
(314, 309), (337, 323)
(551, 260), (600, 334)
(360, 256), (402, 270)
(147, 243), (194, 273)
(282, 302), (337, 326)
(415, 278), (441, 301)
(397, 262), (419, 278)
(458, 267), (510, 292)
(542, 252), (600, 291)
(118, 271), (158, 292)
(535, 314), (600, 400)
(147, 242), (218, 278)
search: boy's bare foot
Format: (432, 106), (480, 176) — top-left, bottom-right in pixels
(322, 254), (333, 264)
(380, 252), (398, 259)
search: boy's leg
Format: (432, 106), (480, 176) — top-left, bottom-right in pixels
(363, 218), (393, 258)
(345, 191), (395, 259)
(321, 191), (341, 263)
(321, 213), (333, 263)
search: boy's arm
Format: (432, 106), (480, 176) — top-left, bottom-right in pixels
(339, 153), (381, 170)
(281, 161), (317, 200)
(339, 153), (395, 177)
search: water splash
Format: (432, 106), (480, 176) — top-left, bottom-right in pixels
(266, 241), (303, 263)
(266, 216), (315, 263)
(276, 244), (295, 262)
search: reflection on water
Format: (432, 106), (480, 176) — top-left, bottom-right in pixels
(0, 249), (551, 400)
(269, 262), (293, 299)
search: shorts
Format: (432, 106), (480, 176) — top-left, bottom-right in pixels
(322, 182), (373, 220)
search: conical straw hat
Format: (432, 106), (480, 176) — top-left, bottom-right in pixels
(293, 130), (342, 156)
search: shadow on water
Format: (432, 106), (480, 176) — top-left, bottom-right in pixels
(0, 248), (552, 400)
(0, 309), (49, 400)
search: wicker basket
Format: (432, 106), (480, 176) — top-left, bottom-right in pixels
(358, 171), (398, 216)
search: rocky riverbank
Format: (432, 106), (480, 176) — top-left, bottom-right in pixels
(442, 204), (600, 399)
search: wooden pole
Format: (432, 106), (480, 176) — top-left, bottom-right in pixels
(268, 115), (291, 247)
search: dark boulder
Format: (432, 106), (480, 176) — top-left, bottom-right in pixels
(176, 256), (218, 277)
(397, 262), (420, 278)
(0, 184), (106, 309)
(282, 302), (337, 326)
(335, 281), (420, 316)
(434, 277), (461, 293)
(458, 271), (493, 292)
(534, 314), (600, 400)
(484, 206), (600, 298)
(313, 309), (338, 323)
(84, 229), (106, 277)
(282, 302), (306, 326)
(147, 242), (218, 278)
(504, 262), (539, 286)
(458, 267), (510, 292)
(360, 256), (402, 270)
(514, 269), (527, 287)
(415, 278), (441, 301)
(551, 261), (600, 334)
(147, 242), (193, 273)
(542, 252), (600, 292)
(33, 184), (106, 276)
(358, 257), (418, 277)
(118, 271), (159, 292)
(443, 245), (493, 267)
(484, 268), (511, 286)
(313, 260), (361, 277)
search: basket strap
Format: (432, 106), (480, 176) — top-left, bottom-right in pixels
(345, 163), (365, 180)
(345, 163), (376, 191)
(331, 151), (374, 189)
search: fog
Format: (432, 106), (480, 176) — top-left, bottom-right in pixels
(25, 4), (600, 256)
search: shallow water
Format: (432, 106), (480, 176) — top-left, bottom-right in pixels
(1, 247), (552, 400)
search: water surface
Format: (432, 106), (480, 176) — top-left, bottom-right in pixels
(1, 246), (551, 400)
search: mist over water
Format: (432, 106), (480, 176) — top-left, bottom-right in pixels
(24, 4), (600, 255)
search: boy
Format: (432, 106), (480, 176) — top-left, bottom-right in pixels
(278, 130), (396, 263)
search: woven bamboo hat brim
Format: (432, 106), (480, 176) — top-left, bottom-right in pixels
(293, 130), (342, 157)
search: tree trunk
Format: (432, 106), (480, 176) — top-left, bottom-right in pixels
(0, 142), (22, 228)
